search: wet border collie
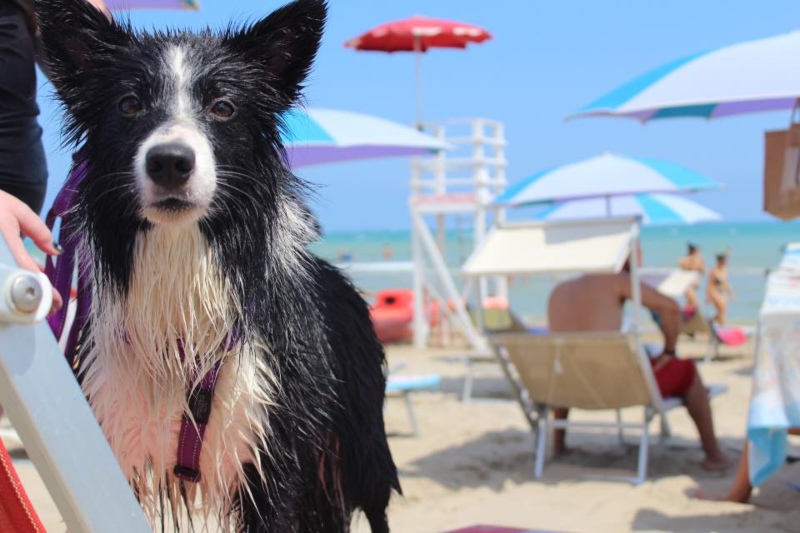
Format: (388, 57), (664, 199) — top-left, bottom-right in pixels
(35, 0), (399, 530)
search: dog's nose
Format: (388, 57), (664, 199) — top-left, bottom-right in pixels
(145, 143), (195, 188)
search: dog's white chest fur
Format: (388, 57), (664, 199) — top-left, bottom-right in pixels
(80, 225), (274, 523)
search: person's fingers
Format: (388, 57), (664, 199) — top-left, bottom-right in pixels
(49, 287), (63, 316)
(0, 216), (42, 272)
(11, 201), (59, 256)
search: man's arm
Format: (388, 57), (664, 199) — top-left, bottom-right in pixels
(619, 275), (681, 353)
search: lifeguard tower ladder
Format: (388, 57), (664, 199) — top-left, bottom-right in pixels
(409, 118), (508, 350)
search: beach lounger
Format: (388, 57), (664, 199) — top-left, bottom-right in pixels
(386, 365), (441, 436)
(460, 306), (544, 403)
(0, 240), (149, 530)
(679, 305), (753, 363)
(489, 331), (727, 485)
(462, 218), (727, 482)
(706, 320), (753, 363)
(461, 217), (645, 404)
(681, 306), (710, 338)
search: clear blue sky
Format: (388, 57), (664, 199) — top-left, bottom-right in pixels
(37, 0), (800, 231)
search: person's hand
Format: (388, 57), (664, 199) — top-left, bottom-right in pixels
(86, 0), (112, 18)
(651, 349), (676, 372)
(0, 190), (63, 315)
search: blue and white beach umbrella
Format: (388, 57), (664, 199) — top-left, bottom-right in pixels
(571, 31), (800, 122)
(534, 194), (722, 226)
(281, 108), (449, 168)
(495, 152), (721, 207)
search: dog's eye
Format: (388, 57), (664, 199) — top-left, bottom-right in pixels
(209, 99), (236, 119)
(118, 96), (142, 116)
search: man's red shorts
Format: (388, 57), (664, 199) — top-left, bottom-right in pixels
(651, 356), (697, 398)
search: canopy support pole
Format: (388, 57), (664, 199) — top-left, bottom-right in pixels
(414, 35), (424, 128)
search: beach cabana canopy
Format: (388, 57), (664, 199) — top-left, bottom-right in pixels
(571, 30), (800, 122)
(462, 217), (638, 277)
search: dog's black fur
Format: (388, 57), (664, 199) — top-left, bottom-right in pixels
(35, 0), (400, 530)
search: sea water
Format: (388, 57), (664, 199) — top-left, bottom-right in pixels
(311, 221), (800, 325)
(27, 221), (795, 326)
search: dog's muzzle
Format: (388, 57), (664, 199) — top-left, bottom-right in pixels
(136, 129), (216, 224)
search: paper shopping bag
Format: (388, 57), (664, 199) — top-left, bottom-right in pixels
(764, 123), (800, 220)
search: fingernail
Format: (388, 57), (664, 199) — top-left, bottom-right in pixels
(53, 241), (63, 255)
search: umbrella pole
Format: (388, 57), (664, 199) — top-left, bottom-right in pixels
(414, 35), (424, 128)
(605, 195), (612, 216)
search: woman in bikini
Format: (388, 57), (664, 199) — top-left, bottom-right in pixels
(707, 252), (735, 325)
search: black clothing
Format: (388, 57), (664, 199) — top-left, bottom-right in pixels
(0, 0), (47, 214)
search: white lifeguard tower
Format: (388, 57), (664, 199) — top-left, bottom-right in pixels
(409, 118), (508, 350)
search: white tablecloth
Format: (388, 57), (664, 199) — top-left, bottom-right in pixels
(748, 243), (800, 486)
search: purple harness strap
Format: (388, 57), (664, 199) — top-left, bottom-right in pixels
(45, 160), (92, 367)
(173, 332), (239, 483)
(174, 341), (222, 483)
(45, 159), (240, 484)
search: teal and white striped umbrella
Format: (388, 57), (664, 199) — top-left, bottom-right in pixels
(534, 193), (722, 225)
(495, 152), (721, 207)
(281, 108), (449, 168)
(571, 31), (800, 122)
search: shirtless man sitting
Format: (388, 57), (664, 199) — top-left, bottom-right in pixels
(547, 254), (731, 472)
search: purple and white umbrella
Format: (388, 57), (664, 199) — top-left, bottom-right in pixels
(281, 108), (449, 168)
(571, 30), (800, 122)
(495, 152), (721, 208)
(106, 0), (198, 10)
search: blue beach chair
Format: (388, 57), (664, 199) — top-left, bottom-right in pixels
(386, 366), (440, 436)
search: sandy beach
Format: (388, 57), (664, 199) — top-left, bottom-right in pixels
(6, 333), (800, 533)
(367, 336), (800, 533)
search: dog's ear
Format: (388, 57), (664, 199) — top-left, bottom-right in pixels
(226, 0), (327, 107)
(35, 0), (127, 87)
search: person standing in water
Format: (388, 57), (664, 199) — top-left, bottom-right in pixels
(678, 243), (706, 310)
(707, 252), (735, 325)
